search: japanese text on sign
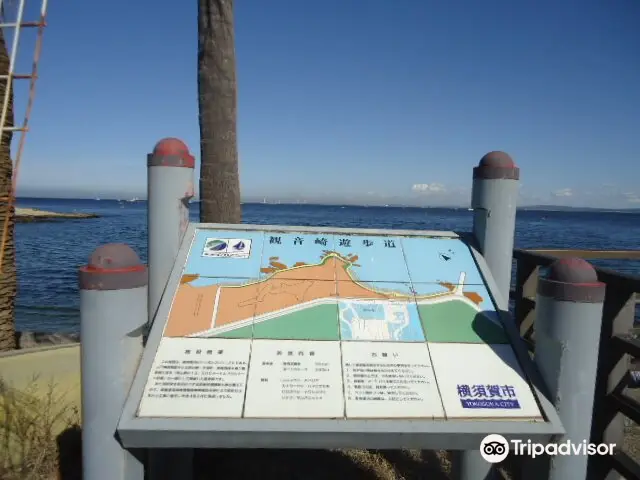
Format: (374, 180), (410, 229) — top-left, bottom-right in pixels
(344, 360), (431, 403)
(145, 356), (247, 401)
(457, 384), (520, 409)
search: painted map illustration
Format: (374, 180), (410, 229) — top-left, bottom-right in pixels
(141, 228), (543, 421)
(165, 231), (506, 344)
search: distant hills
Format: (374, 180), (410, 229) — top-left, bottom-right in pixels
(518, 205), (640, 213)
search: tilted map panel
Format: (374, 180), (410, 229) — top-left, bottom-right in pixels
(401, 237), (485, 285)
(428, 343), (543, 420)
(259, 232), (336, 281)
(336, 280), (425, 342)
(143, 226), (542, 421)
(333, 234), (412, 283)
(183, 229), (265, 279)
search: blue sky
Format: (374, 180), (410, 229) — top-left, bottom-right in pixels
(7, 0), (640, 207)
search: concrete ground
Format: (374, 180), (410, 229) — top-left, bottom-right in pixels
(0, 344), (81, 408)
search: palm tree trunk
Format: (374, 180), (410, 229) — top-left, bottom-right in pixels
(0, 27), (16, 352)
(197, 0), (241, 223)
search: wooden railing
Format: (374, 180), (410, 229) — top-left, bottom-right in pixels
(511, 248), (640, 479)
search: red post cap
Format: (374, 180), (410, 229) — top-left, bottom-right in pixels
(148, 137), (195, 168)
(473, 151), (519, 180)
(538, 257), (605, 303)
(543, 258), (599, 284)
(79, 243), (148, 291)
(479, 151), (515, 168)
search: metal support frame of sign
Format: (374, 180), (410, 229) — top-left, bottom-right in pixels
(117, 223), (564, 450)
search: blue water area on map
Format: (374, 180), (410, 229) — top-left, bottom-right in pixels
(401, 237), (485, 284)
(334, 234), (411, 282)
(184, 229), (265, 278)
(259, 232), (335, 279)
(338, 299), (425, 341)
(186, 276), (249, 288)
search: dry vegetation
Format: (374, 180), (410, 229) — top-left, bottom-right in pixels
(622, 387), (640, 464)
(0, 377), (81, 480)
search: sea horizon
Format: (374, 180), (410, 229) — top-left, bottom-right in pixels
(15, 196), (640, 213)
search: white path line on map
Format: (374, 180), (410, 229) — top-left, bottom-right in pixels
(211, 287), (221, 329)
(455, 271), (466, 295)
(190, 315), (254, 337)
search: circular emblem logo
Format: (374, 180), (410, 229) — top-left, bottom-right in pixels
(206, 239), (227, 251)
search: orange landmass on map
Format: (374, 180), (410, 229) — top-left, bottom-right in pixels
(464, 292), (483, 304)
(440, 282), (455, 291)
(163, 253), (484, 337)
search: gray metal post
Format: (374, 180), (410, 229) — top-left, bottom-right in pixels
(147, 137), (195, 479)
(147, 137), (195, 326)
(79, 243), (147, 480)
(456, 151), (520, 480)
(523, 258), (605, 480)
(471, 151), (520, 301)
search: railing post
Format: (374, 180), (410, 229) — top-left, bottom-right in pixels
(147, 138), (195, 480)
(514, 256), (538, 350)
(590, 287), (636, 479)
(79, 244), (147, 480)
(455, 151), (520, 480)
(526, 258), (606, 480)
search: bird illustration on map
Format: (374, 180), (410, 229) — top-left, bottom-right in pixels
(439, 249), (455, 262)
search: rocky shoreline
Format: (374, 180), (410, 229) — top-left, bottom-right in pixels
(15, 207), (99, 223)
(15, 331), (80, 349)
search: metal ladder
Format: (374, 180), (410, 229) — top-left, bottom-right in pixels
(0, 0), (49, 270)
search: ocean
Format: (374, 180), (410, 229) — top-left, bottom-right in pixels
(14, 197), (640, 333)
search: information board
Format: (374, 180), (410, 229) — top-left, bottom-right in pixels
(136, 226), (544, 422)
